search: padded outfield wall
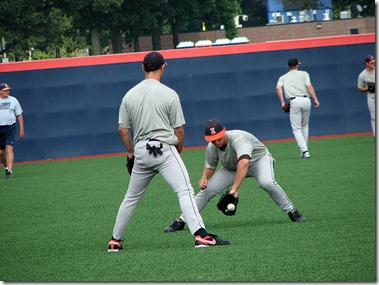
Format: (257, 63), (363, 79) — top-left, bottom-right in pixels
(0, 34), (375, 162)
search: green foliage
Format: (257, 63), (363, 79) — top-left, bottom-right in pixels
(241, 0), (267, 27)
(0, 0), (89, 61)
(331, 0), (375, 19)
(1, 0), (374, 60)
(0, 135), (375, 281)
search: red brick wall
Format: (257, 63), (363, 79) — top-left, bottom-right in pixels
(121, 17), (375, 53)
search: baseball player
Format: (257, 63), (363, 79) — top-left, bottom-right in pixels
(0, 83), (24, 178)
(276, 57), (320, 158)
(357, 55), (375, 138)
(108, 52), (230, 251)
(164, 119), (306, 233)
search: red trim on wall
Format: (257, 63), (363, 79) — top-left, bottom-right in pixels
(0, 34), (374, 73)
(11, 131), (372, 166)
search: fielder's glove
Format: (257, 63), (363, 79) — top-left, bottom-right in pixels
(282, 103), (290, 113)
(367, 82), (375, 93)
(126, 156), (134, 175)
(217, 190), (239, 216)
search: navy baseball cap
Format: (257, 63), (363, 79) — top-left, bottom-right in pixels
(365, 55), (375, 63)
(204, 119), (226, 142)
(288, 57), (301, 67)
(0, 83), (11, 90)
(143, 51), (166, 67)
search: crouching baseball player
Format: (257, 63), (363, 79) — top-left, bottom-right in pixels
(164, 119), (306, 233)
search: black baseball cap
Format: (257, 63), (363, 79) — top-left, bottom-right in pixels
(204, 119), (226, 142)
(143, 51), (165, 67)
(365, 55), (375, 63)
(288, 57), (301, 67)
(0, 83), (11, 90)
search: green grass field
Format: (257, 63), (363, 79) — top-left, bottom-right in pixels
(0, 135), (375, 282)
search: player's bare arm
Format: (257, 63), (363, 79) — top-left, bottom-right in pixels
(358, 86), (370, 93)
(173, 125), (184, 154)
(199, 167), (215, 190)
(229, 156), (250, 197)
(307, 84), (320, 108)
(276, 84), (286, 107)
(17, 114), (25, 139)
(118, 126), (134, 158)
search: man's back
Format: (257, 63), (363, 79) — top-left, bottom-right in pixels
(119, 79), (185, 145)
(279, 69), (310, 98)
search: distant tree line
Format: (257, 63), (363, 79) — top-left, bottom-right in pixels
(0, 0), (374, 61)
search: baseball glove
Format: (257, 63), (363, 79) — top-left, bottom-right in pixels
(367, 82), (375, 93)
(282, 103), (290, 113)
(217, 190), (239, 216)
(126, 156), (134, 175)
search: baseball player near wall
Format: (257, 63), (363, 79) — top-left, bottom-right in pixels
(0, 83), (25, 178)
(276, 58), (320, 158)
(357, 55), (375, 138)
(108, 52), (230, 252)
(164, 119), (306, 233)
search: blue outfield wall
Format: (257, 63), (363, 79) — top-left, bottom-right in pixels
(0, 34), (375, 162)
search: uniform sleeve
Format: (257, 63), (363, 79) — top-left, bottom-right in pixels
(118, 97), (131, 128)
(169, 93), (186, 128)
(304, 71), (311, 86)
(204, 144), (219, 169)
(233, 137), (253, 160)
(277, 75), (284, 87)
(357, 71), (365, 88)
(14, 99), (23, 116)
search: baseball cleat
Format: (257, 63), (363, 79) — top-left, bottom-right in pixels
(195, 234), (230, 248)
(288, 209), (306, 222)
(108, 238), (124, 252)
(5, 170), (12, 179)
(164, 218), (185, 233)
(300, 151), (310, 159)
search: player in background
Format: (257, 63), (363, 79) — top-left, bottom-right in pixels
(357, 55), (375, 138)
(0, 83), (24, 178)
(164, 119), (306, 233)
(276, 58), (320, 158)
(108, 52), (230, 251)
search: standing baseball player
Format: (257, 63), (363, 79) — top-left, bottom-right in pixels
(164, 119), (306, 233)
(357, 55), (375, 138)
(108, 52), (230, 251)
(0, 83), (24, 178)
(276, 57), (320, 158)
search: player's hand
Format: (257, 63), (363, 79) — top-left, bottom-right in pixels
(198, 179), (208, 190)
(19, 130), (25, 139)
(314, 99), (320, 108)
(228, 188), (239, 198)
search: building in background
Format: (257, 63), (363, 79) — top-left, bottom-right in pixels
(266, 0), (333, 24)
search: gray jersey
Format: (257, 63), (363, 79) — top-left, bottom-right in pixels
(205, 130), (268, 170)
(0, 96), (23, 126)
(358, 68), (375, 96)
(277, 70), (311, 99)
(118, 79), (185, 145)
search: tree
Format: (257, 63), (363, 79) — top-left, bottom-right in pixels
(240, 0), (267, 27)
(0, 0), (88, 61)
(60, 0), (123, 55)
(331, 0), (375, 19)
(165, 0), (198, 48)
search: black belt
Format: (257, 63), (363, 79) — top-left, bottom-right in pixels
(289, 96), (308, 100)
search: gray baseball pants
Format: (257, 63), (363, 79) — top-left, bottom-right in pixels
(367, 94), (375, 137)
(289, 97), (311, 153)
(179, 153), (295, 223)
(112, 140), (205, 239)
